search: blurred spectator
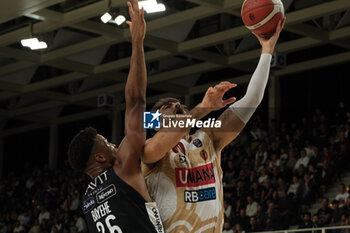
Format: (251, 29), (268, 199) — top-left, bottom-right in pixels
(233, 208), (249, 231)
(285, 149), (297, 175)
(299, 212), (313, 229)
(331, 200), (344, 225)
(258, 168), (268, 185)
(28, 220), (40, 233)
(224, 199), (233, 220)
(276, 177), (287, 193)
(233, 180), (247, 200)
(297, 173), (315, 205)
(255, 145), (267, 171)
(255, 204), (266, 230)
(277, 190), (294, 228)
(74, 214), (87, 233)
(265, 202), (280, 230)
(234, 224), (245, 233)
(294, 149), (310, 171)
(17, 209), (30, 227)
(38, 206), (50, 224)
(287, 175), (300, 196)
(335, 184), (349, 207)
(250, 181), (264, 203)
(222, 221), (234, 233)
(312, 214), (322, 228)
(70, 191), (80, 212)
(51, 217), (62, 233)
(246, 195), (258, 217)
(317, 197), (333, 226)
(261, 179), (274, 203)
(13, 221), (24, 233)
(246, 216), (261, 232)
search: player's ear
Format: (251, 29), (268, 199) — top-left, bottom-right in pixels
(94, 153), (107, 163)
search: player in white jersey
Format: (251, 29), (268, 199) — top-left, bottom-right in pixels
(142, 19), (285, 233)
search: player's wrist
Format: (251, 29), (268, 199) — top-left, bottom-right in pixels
(261, 46), (274, 54)
(132, 38), (144, 44)
(190, 102), (211, 118)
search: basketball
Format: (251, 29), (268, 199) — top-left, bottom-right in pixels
(241, 0), (285, 37)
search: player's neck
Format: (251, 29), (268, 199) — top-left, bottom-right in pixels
(86, 164), (105, 179)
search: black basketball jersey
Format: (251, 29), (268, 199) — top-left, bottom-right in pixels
(82, 168), (164, 233)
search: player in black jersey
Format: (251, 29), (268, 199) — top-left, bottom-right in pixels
(67, 1), (164, 232)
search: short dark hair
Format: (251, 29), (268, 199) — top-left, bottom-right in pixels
(68, 127), (97, 172)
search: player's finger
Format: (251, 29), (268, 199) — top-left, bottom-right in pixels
(206, 86), (214, 94)
(281, 17), (286, 29)
(220, 82), (237, 92)
(214, 85), (227, 92)
(140, 7), (145, 18)
(222, 97), (236, 106)
(133, 0), (139, 12)
(218, 81), (231, 86)
(127, 2), (134, 17)
(222, 82), (237, 88)
(276, 18), (285, 33)
(126, 21), (132, 27)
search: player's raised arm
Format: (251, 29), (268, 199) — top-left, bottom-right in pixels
(142, 82), (237, 164)
(116, 0), (147, 172)
(207, 18), (285, 152)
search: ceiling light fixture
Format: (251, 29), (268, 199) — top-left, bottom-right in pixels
(101, 0), (114, 24)
(115, 15), (126, 25)
(101, 12), (113, 23)
(20, 24), (48, 50)
(138, 0), (166, 13)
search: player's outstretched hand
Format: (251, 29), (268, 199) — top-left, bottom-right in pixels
(201, 81), (237, 111)
(253, 17), (286, 54)
(126, 0), (146, 42)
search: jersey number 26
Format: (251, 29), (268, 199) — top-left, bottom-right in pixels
(96, 214), (122, 233)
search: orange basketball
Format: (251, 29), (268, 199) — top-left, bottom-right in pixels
(241, 0), (284, 38)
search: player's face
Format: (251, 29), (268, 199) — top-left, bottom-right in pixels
(159, 101), (188, 115)
(95, 135), (117, 165)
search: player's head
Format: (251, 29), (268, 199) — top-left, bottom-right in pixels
(68, 127), (117, 174)
(152, 97), (188, 115)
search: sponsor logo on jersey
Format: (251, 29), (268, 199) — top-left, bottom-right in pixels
(175, 163), (216, 187)
(97, 184), (116, 203)
(179, 155), (187, 163)
(172, 142), (186, 155)
(83, 197), (96, 213)
(200, 149), (208, 161)
(145, 203), (164, 233)
(192, 138), (202, 148)
(184, 187), (216, 203)
(85, 170), (108, 193)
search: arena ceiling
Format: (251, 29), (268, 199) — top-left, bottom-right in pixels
(0, 0), (350, 137)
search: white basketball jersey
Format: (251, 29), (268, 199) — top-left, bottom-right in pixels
(142, 130), (224, 233)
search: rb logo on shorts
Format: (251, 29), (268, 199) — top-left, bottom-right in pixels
(143, 110), (161, 129)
